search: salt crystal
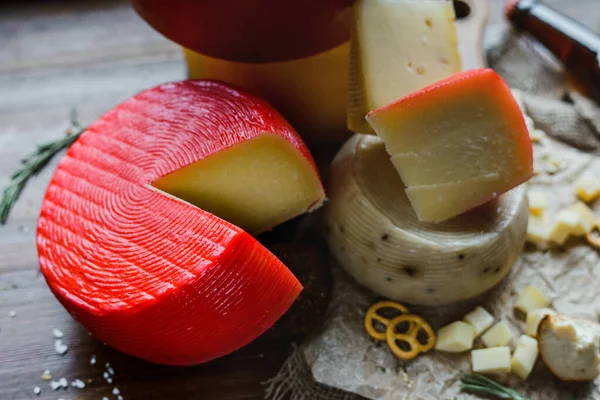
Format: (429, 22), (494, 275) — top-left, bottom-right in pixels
(118, 396), (124, 400)
(41, 370), (52, 380)
(107, 367), (114, 375)
(102, 397), (110, 400)
(90, 355), (96, 365)
(8, 310), (16, 317)
(52, 328), (64, 338)
(54, 340), (68, 355)
(105, 362), (110, 368)
(112, 387), (120, 395)
(107, 377), (113, 384)
(33, 386), (41, 395)
(103, 372), (109, 379)
(71, 378), (85, 389)
(49, 378), (68, 391)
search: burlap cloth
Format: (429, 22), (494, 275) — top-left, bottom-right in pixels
(264, 25), (600, 400)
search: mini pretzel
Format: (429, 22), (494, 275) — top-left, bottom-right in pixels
(585, 220), (600, 250)
(386, 331), (420, 360)
(387, 315), (436, 355)
(365, 301), (411, 341)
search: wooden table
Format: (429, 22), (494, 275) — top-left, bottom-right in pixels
(0, 1), (597, 399)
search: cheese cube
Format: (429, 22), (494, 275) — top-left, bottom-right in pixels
(525, 308), (556, 337)
(435, 321), (474, 352)
(463, 306), (494, 338)
(472, 347), (511, 374)
(574, 172), (600, 203)
(515, 285), (551, 314)
(527, 215), (552, 245)
(366, 69), (533, 222)
(511, 335), (539, 380)
(565, 202), (597, 236)
(481, 320), (514, 348)
(348, 0), (461, 133)
(527, 190), (547, 216)
(549, 209), (580, 244)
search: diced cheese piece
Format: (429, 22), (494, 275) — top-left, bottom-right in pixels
(525, 308), (556, 337)
(348, 0), (461, 133)
(515, 285), (551, 314)
(548, 209), (580, 245)
(574, 172), (600, 203)
(463, 306), (495, 338)
(527, 190), (547, 216)
(472, 347), (512, 374)
(530, 129), (546, 143)
(481, 320), (514, 348)
(511, 335), (539, 380)
(435, 321), (474, 352)
(565, 202), (597, 236)
(366, 69), (533, 222)
(527, 215), (552, 245)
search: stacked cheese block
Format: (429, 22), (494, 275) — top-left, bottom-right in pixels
(325, 0), (533, 305)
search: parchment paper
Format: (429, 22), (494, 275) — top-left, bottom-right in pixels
(266, 25), (600, 400)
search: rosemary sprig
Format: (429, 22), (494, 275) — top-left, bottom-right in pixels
(460, 374), (530, 400)
(0, 109), (86, 225)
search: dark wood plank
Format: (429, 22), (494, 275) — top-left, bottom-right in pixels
(0, 1), (597, 400)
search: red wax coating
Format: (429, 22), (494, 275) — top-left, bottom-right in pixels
(37, 80), (313, 365)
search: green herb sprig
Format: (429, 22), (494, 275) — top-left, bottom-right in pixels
(460, 374), (530, 400)
(0, 109), (85, 225)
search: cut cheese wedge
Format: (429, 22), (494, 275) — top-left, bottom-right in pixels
(324, 134), (529, 305)
(367, 69), (533, 222)
(348, 0), (461, 133)
(37, 80), (326, 365)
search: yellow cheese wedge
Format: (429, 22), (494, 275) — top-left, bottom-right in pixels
(184, 44), (350, 143)
(574, 172), (600, 203)
(463, 306), (495, 338)
(347, 0), (461, 133)
(481, 320), (514, 348)
(366, 69), (533, 222)
(472, 347), (512, 374)
(511, 335), (539, 380)
(515, 285), (551, 314)
(153, 133), (325, 234)
(435, 321), (474, 352)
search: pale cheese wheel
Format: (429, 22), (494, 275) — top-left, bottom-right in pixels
(324, 134), (529, 305)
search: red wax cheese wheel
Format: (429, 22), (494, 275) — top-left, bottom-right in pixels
(37, 80), (320, 365)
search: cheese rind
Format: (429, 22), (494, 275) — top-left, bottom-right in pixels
(435, 321), (474, 352)
(472, 347), (512, 374)
(348, 0), (461, 133)
(525, 308), (556, 337)
(463, 306), (494, 338)
(515, 285), (551, 314)
(511, 335), (539, 380)
(367, 69), (533, 222)
(481, 320), (514, 348)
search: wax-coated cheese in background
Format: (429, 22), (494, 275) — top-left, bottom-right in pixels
(366, 69), (533, 222)
(348, 0), (461, 133)
(184, 45), (350, 143)
(324, 134), (529, 305)
(37, 80), (327, 365)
